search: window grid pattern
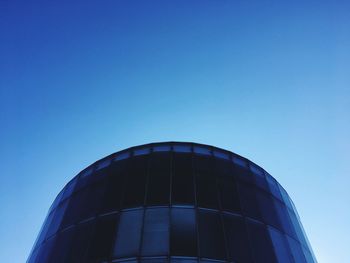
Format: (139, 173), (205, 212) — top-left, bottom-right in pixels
(28, 142), (317, 263)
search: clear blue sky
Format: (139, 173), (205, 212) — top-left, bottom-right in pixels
(1, 1), (349, 262)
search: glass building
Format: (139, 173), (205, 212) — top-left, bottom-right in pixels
(27, 142), (317, 263)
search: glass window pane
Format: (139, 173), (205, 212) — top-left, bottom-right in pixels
(213, 150), (230, 160)
(173, 144), (191, 153)
(170, 208), (197, 257)
(122, 156), (148, 208)
(218, 175), (241, 213)
(232, 156), (247, 168)
(62, 177), (77, 200)
(198, 210), (226, 260)
(99, 164), (125, 214)
(49, 227), (75, 263)
(256, 190), (282, 229)
(114, 151), (130, 161)
(66, 221), (96, 262)
(141, 208), (169, 256)
(134, 147), (151, 156)
(266, 175), (282, 200)
(153, 145), (171, 152)
(237, 183), (261, 220)
(287, 236), (307, 263)
(274, 200), (297, 238)
(46, 200), (69, 238)
(146, 153), (171, 205)
(268, 227), (293, 263)
(96, 158), (112, 171)
(87, 215), (119, 261)
(172, 153), (194, 205)
(246, 219), (277, 263)
(193, 146), (211, 156)
(223, 214), (253, 263)
(113, 209), (143, 258)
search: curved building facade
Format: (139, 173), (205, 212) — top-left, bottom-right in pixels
(28, 142), (317, 263)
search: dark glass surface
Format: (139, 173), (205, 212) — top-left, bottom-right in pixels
(172, 153), (194, 204)
(113, 209), (143, 258)
(146, 153), (171, 205)
(223, 214), (253, 263)
(170, 208), (197, 257)
(29, 142), (317, 263)
(246, 219), (277, 263)
(122, 156), (148, 208)
(141, 208), (169, 256)
(198, 210), (226, 260)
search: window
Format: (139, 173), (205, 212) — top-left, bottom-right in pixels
(141, 208), (169, 256)
(114, 151), (130, 161)
(268, 227), (293, 263)
(193, 146), (211, 156)
(223, 214), (253, 263)
(217, 174), (241, 213)
(287, 236), (307, 263)
(256, 190), (282, 229)
(172, 153), (194, 205)
(134, 147), (151, 156)
(237, 183), (261, 220)
(62, 177), (77, 201)
(233, 156), (247, 168)
(113, 209), (143, 258)
(170, 208), (197, 256)
(266, 175), (282, 201)
(65, 221), (96, 262)
(246, 219), (277, 263)
(153, 145), (171, 152)
(122, 156), (148, 208)
(96, 158), (112, 171)
(213, 150), (230, 160)
(87, 215), (119, 261)
(198, 210), (226, 260)
(196, 172), (219, 209)
(173, 144), (191, 153)
(48, 227), (75, 263)
(79, 181), (105, 220)
(146, 153), (171, 205)
(273, 200), (297, 238)
(46, 200), (69, 238)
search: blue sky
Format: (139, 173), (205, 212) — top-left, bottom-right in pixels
(1, 1), (349, 262)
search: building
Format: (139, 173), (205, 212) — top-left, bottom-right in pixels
(27, 142), (317, 263)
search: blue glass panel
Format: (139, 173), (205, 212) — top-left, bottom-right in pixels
(49, 227), (75, 263)
(223, 214), (253, 263)
(114, 151), (130, 161)
(237, 183), (261, 220)
(113, 209), (143, 258)
(268, 227), (293, 263)
(193, 146), (211, 156)
(62, 177), (78, 201)
(303, 247), (316, 263)
(287, 236), (307, 263)
(232, 156), (247, 168)
(213, 150), (230, 160)
(134, 147), (151, 156)
(198, 210), (226, 260)
(246, 219), (278, 263)
(80, 166), (94, 178)
(153, 145), (171, 152)
(87, 215), (119, 261)
(170, 208), (197, 256)
(141, 208), (169, 256)
(46, 200), (69, 238)
(96, 158), (111, 171)
(173, 144), (191, 153)
(266, 175), (283, 201)
(256, 190), (282, 229)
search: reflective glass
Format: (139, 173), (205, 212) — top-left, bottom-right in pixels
(153, 145), (171, 152)
(49, 227), (75, 263)
(141, 208), (169, 256)
(46, 200), (69, 238)
(62, 177), (77, 201)
(246, 219), (277, 263)
(213, 150), (230, 160)
(268, 227), (293, 263)
(65, 221), (96, 262)
(122, 156), (148, 208)
(288, 209), (308, 248)
(173, 144), (191, 153)
(170, 208), (197, 257)
(193, 146), (211, 156)
(146, 153), (171, 205)
(274, 200), (297, 238)
(256, 190), (282, 229)
(237, 183), (261, 220)
(196, 171), (218, 209)
(287, 236), (307, 263)
(96, 158), (111, 171)
(35, 237), (55, 263)
(113, 209), (143, 258)
(218, 174), (241, 213)
(232, 156), (247, 168)
(266, 175), (282, 200)
(198, 210), (226, 260)
(172, 153), (194, 204)
(223, 214), (253, 263)
(134, 147), (151, 156)
(114, 151), (130, 161)
(87, 215), (119, 261)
